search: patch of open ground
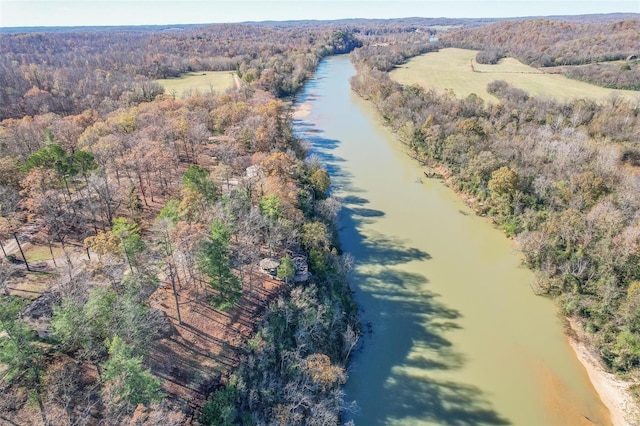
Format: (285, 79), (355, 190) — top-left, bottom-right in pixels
(156, 71), (236, 98)
(2, 240), (88, 299)
(24, 244), (65, 263)
(148, 269), (285, 418)
(390, 48), (640, 103)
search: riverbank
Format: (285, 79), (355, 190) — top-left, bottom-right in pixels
(292, 101), (312, 119)
(419, 158), (640, 426)
(297, 54), (617, 424)
(568, 318), (640, 426)
(434, 158), (640, 426)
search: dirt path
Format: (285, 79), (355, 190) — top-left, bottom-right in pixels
(1, 238), (18, 257)
(232, 73), (242, 90)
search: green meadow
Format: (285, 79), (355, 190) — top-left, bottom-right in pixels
(390, 48), (640, 102)
(156, 71), (236, 98)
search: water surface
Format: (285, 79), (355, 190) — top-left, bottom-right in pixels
(294, 55), (610, 426)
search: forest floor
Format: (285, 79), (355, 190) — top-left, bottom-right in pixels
(147, 269), (285, 419)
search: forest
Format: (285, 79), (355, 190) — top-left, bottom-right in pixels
(0, 21), (376, 425)
(1, 13), (640, 425)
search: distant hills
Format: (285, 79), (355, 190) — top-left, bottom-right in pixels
(2, 13), (637, 33)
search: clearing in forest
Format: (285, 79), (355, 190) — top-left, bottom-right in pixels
(156, 71), (236, 98)
(390, 48), (640, 102)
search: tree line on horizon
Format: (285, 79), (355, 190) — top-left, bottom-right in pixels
(0, 23), (367, 121)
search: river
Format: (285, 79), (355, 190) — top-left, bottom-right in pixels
(293, 55), (611, 425)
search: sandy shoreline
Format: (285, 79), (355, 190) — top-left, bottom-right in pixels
(568, 319), (639, 426)
(292, 101), (312, 119)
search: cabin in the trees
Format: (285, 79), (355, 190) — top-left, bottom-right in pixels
(246, 164), (262, 180)
(259, 255), (309, 282)
(259, 257), (280, 276)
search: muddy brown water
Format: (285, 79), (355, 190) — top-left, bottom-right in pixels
(294, 54), (611, 425)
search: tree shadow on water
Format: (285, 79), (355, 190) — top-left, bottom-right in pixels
(297, 127), (350, 181)
(293, 89), (509, 426)
(383, 375), (512, 426)
(346, 263), (510, 425)
(339, 205), (430, 265)
(339, 193), (509, 425)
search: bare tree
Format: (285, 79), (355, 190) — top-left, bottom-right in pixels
(0, 257), (18, 295)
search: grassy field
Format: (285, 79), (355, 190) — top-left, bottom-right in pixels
(156, 71), (236, 98)
(24, 244), (64, 262)
(390, 48), (640, 103)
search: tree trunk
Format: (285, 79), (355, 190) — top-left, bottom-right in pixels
(168, 263), (182, 324)
(124, 249), (134, 273)
(13, 233), (30, 272)
(34, 365), (48, 426)
(89, 205), (99, 234)
(60, 240), (74, 280)
(63, 177), (72, 201)
(146, 170), (154, 203)
(137, 172), (149, 207)
(48, 241), (57, 267)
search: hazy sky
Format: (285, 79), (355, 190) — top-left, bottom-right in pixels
(1, 0), (638, 27)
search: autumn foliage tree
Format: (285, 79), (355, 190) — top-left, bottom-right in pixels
(0, 18), (377, 424)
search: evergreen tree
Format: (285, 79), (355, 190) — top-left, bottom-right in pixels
(197, 220), (241, 310)
(277, 254), (296, 284)
(102, 335), (164, 408)
(0, 296), (42, 383)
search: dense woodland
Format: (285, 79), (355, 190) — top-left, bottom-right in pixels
(2, 13), (640, 425)
(0, 23), (366, 120)
(350, 23), (640, 398)
(0, 21), (379, 425)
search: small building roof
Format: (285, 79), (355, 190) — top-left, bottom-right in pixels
(260, 258), (281, 270)
(246, 164), (262, 179)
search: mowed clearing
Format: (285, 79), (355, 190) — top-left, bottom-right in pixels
(156, 71), (236, 98)
(390, 48), (640, 103)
